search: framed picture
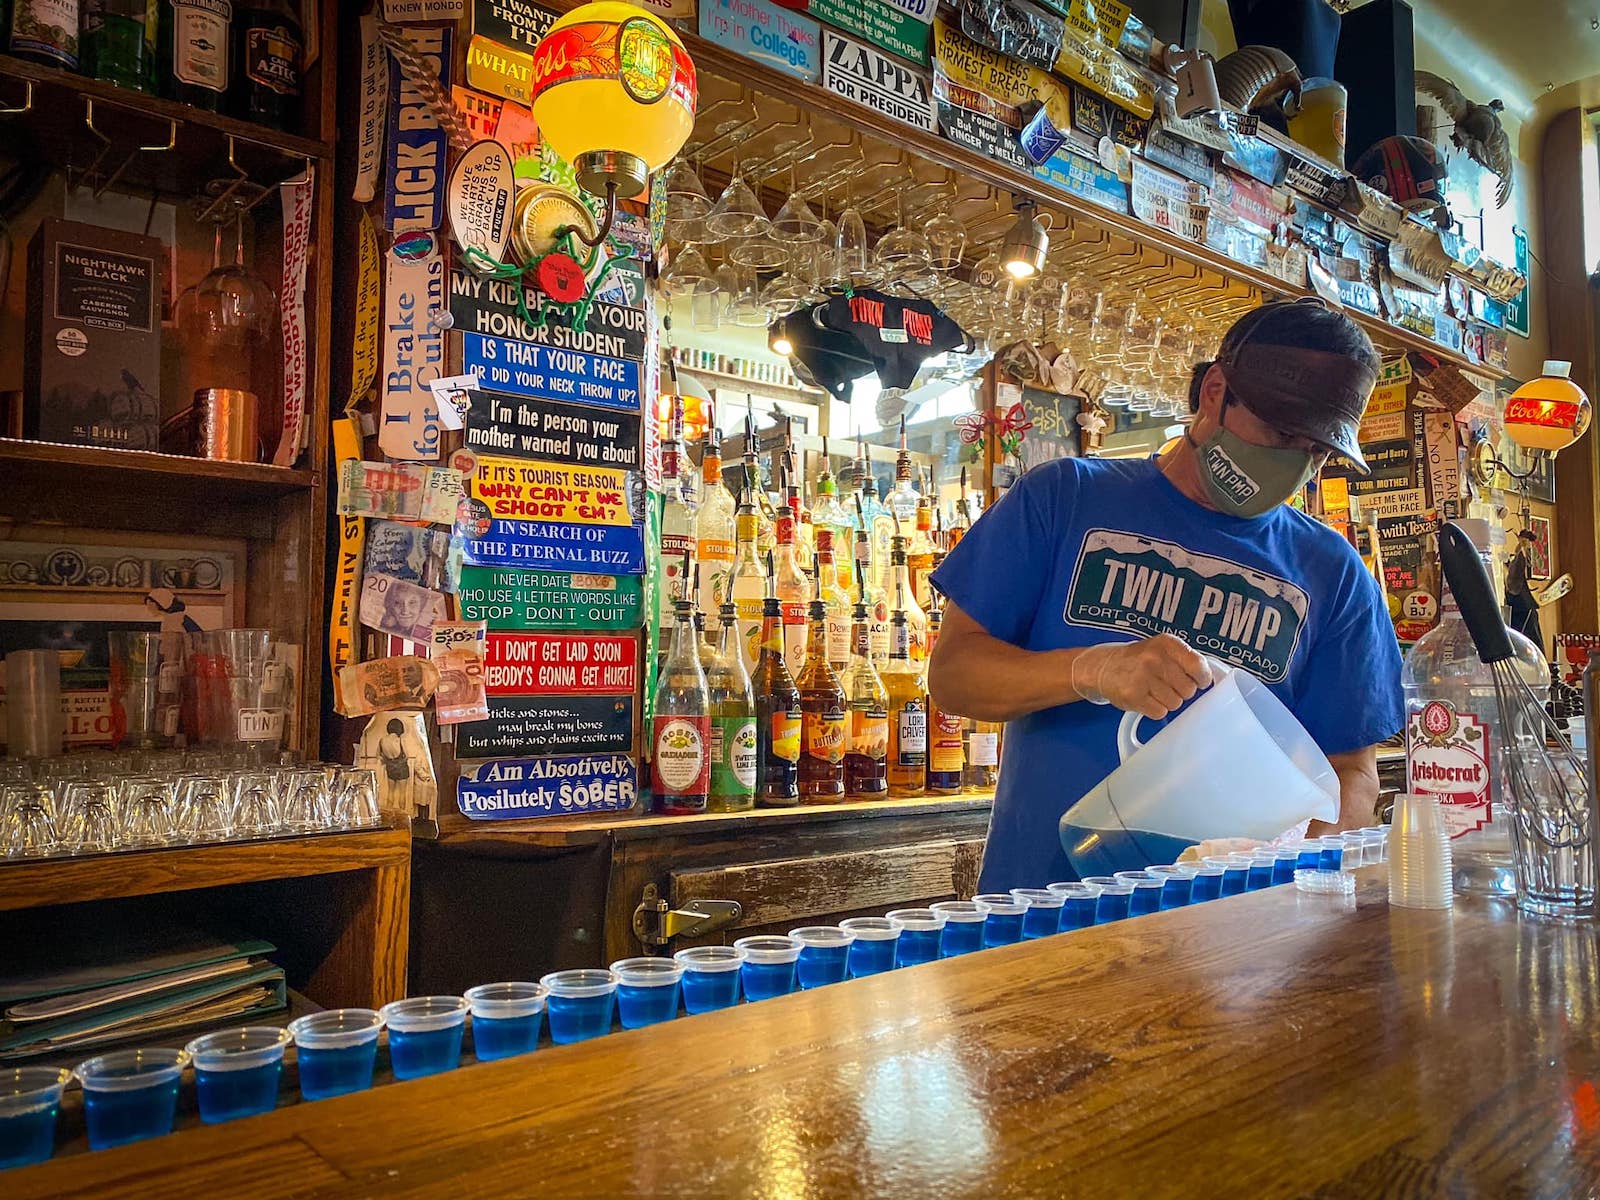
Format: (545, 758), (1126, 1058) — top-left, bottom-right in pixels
(1527, 515), (1552, 581)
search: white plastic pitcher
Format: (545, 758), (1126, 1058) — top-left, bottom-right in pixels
(1060, 663), (1339, 867)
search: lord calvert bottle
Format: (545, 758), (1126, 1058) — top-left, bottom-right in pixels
(652, 589), (711, 815)
(753, 553), (801, 806)
(924, 597), (964, 794)
(797, 576), (847, 802)
(841, 567), (889, 801)
(884, 580), (927, 797)
(707, 599), (756, 812)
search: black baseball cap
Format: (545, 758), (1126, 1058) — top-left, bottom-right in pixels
(1215, 299), (1379, 474)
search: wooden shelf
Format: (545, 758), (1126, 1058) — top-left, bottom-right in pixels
(0, 826), (411, 912)
(0, 438), (318, 509)
(0, 54), (330, 198)
(434, 792), (996, 849)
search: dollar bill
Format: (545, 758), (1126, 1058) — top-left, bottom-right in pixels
(359, 572), (449, 642)
(433, 649), (489, 725)
(335, 654), (440, 717)
(338, 460), (464, 524)
(430, 620), (487, 655)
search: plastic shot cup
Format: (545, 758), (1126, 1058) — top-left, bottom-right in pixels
(1113, 871), (1167, 916)
(930, 901), (988, 957)
(840, 916), (904, 976)
(1081, 877), (1133, 923)
(1046, 882), (1102, 929)
(0, 1067), (71, 1169)
(735, 936), (803, 1000)
(1145, 865), (1194, 909)
(289, 1009), (383, 1101)
(1359, 827), (1388, 864)
(673, 946), (745, 1013)
(75, 1048), (191, 1151)
(886, 909), (948, 965)
(1246, 853), (1277, 891)
(610, 958), (684, 1029)
(540, 971), (618, 1044)
(1203, 856), (1250, 897)
(971, 894), (1027, 947)
(789, 927), (855, 987)
(184, 1027), (291, 1125)
(1271, 846), (1302, 885)
(465, 983), (547, 1061)
(1187, 862), (1225, 902)
(1000, 888), (1058, 937)
(379, 997), (469, 1081)
(1291, 841), (1324, 871)
(1316, 835), (1349, 872)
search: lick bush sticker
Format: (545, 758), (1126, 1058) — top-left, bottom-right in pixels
(1064, 529), (1309, 683)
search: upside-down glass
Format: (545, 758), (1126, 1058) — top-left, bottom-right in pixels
(119, 777), (179, 848)
(705, 172), (770, 240)
(59, 781), (120, 854)
(925, 208), (967, 274)
(176, 773), (233, 842)
(330, 766), (382, 828)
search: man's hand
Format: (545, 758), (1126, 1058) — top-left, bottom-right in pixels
(1072, 634), (1215, 719)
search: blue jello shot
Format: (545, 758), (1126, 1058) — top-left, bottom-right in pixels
(289, 1010), (383, 1101)
(1271, 846), (1302, 885)
(380, 996), (469, 1080)
(788, 927), (854, 987)
(885, 909), (947, 966)
(465, 982), (546, 1061)
(840, 916), (903, 976)
(1113, 872), (1167, 917)
(610, 958), (684, 1029)
(75, 1048), (190, 1151)
(184, 1027), (291, 1125)
(930, 901), (988, 956)
(1246, 853), (1277, 891)
(673, 945), (745, 1013)
(1046, 882), (1101, 930)
(0, 1067), (71, 1169)
(1203, 856), (1250, 897)
(734, 936), (802, 1000)
(1145, 865), (1194, 909)
(1010, 889), (1065, 938)
(1081, 877), (1133, 923)
(1293, 841), (1324, 871)
(970, 894), (1027, 947)
(540, 970), (618, 1044)
(1317, 836), (1349, 871)
(1188, 863), (1226, 902)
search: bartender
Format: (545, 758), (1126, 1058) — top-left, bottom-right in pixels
(929, 300), (1403, 892)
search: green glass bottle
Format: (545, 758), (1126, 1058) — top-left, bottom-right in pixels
(83, 0), (157, 92)
(159, 0), (232, 111)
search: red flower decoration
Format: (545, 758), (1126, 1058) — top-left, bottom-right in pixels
(955, 412), (989, 445)
(538, 252), (587, 303)
(997, 402), (1033, 436)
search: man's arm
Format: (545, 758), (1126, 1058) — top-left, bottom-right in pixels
(1309, 745), (1381, 835)
(928, 601), (1213, 723)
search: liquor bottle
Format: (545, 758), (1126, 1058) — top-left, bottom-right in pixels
(1401, 519), (1546, 897)
(727, 485), (767, 670)
(231, 0), (300, 129)
(814, 530), (852, 673)
(707, 599), (757, 812)
(797, 582), (847, 802)
(950, 465), (976, 547)
(694, 427), (736, 622)
(159, 0), (231, 109)
(741, 407), (776, 557)
(842, 563), (889, 801)
(964, 719), (1001, 791)
(855, 436), (889, 591)
(83, 0), (156, 91)
(854, 495), (890, 664)
(772, 508), (810, 676)
(887, 416), (920, 529)
(883, 580), (927, 797)
(753, 553), (802, 807)
(653, 421), (697, 671)
(810, 437), (855, 596)
(908, 473), (936, 612)
(889, 533), (928, 663)
(924, 596), (964, 794)
(7, 0), (80, 68)
(652, 586), (712, 816)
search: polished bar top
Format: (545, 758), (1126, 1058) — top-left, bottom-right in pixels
(13, 870), (1598, 1198)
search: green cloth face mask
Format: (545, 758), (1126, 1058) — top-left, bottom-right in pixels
(1186, 409), (1318, 518)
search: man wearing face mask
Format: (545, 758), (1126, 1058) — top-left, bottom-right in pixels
(929, 300), (1403, 892)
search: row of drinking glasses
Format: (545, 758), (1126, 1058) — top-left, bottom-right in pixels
(0, 764), (382, 859)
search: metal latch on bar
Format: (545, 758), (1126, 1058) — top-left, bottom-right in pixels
(632, 884), (742, 947)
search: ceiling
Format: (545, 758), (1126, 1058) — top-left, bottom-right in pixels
(1402, 0), (1600, 115)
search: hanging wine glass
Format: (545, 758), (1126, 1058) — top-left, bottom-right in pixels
(662, 244), (715, 300)
(808, 197), (839, 296)
(835, 202), (870, 287)
(760, 269), (811, 311)
(664, 159), (712, 242)
(874, 193), (931, 286)
(771, 165), (823, 243)
(724, 263), (768, 328)
(925, 207), (967, 274)
(705, 167), (770, 240)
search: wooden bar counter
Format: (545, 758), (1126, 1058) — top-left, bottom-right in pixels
(12, 869), (1598, 1198)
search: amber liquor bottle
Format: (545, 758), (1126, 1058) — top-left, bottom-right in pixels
(752, 553), (801, 807)
(797, 582), (847, 802)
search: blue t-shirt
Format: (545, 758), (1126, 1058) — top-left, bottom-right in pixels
(930, 457), (1403, 893)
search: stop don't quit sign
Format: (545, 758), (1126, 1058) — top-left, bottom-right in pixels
(463, 333), (641, 413)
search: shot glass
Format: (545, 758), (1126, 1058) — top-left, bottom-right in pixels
(330, 767), (382, 829)
(280, 768), (333, 833)
(465, 982), (547, 1061)
(1245, 853), (1277, 892)
(1010, 889), (1066, 937)
(1145, 865), (1195, 908)
(75, 1048), (191, 1151)
(1, 792), (57, 859)
(0, 1067), (71, 1169)
(1203, 856), (1250, 897)
(971, 894), (1027, 947)
(930, 901), (988, 957)
(1271, 845), (1302, 885)
(288, 1009), (383, 1101)
(1081, 877), (1134, 923)
(119, 778), (179, 848)
(673, 945), (745, 1013)
(176, 774), (233, 843)
(610, 958), (684, 1029)
(184, 1027), (291, 1124)
(788, 927), (855, 987)
(1316, 835), (1350, 872)
(540, 970), (618, 1044)
(1113, 872), (1167, 916)
(380, 997), (469, 1080)
(1047, 882), (1102, 929)
(885, 909), (947, 966)
(734, 936), (803, 1000)
(840, 916), (903, 977)
(59, 782), (120, 855)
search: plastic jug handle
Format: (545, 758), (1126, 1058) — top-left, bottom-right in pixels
(1114, 656), (1232, 764)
